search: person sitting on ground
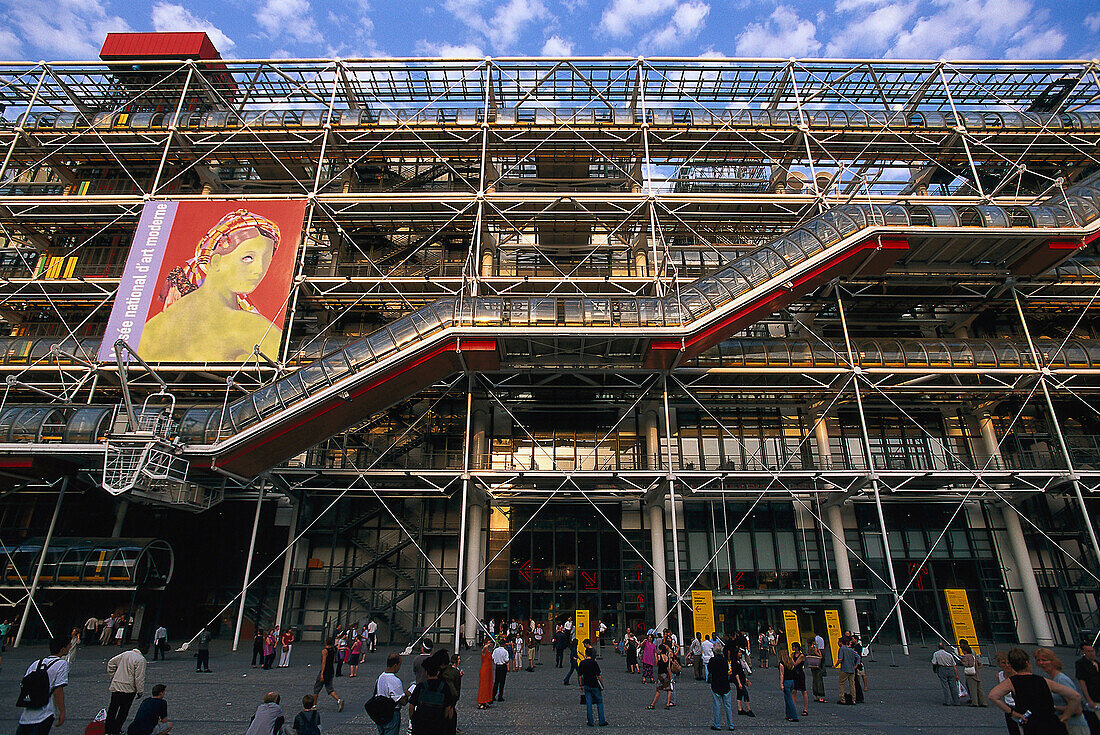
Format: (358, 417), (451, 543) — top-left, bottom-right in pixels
(126, 684), (171, 735)
(244, 692), (285, 735)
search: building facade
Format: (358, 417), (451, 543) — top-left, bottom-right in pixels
(0, 38), (1099, 649)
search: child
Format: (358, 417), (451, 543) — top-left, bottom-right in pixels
(294, 694), (321, 735)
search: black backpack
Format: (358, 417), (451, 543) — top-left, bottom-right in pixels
(364, 681), (397, 726)
(16, 657), (59, 709)
(295, 709), (321, 735)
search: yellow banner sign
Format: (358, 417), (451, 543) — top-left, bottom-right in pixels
(824, 609), (843, 666)
(691, 590), (716, 639)
(782, 609), (801, 655)
(944, 589), (980, 655)
(575, 609), (590, 651)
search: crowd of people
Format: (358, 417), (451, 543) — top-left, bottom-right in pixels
(931, 638), (1100, 735)
(251, 627), (297, 670)
(10, 615), (1100, 735)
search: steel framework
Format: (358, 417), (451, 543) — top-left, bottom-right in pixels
(0, 54), (1099, 649)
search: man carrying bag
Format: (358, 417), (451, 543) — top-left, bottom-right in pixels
(367, 653), (407, 735)
(15, 636), (71, 735)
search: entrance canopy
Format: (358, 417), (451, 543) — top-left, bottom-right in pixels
(0, 537), (174, 591)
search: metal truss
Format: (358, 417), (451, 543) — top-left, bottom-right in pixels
(1, 55), (1100, 649)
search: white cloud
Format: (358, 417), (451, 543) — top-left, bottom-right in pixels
(885, 0), (1060, 59)
(600, 0), (710, 50)
(645, 1), (709, 49)
(1005, 27), (1065, 58)
(0, 28), (22, 58)
(600, 0), (676, 37)
(734, 5), (821, 57)
(443, 0), (551, 50)
(151, 3), (235, 53)
(541, 35), (574, 55)
(6, 0), (130, 59)
(1083, 12), (1100, 34)
(254, 0), (321, 45)
(825, 1), (917, 57)
(416, 40), (485, 57)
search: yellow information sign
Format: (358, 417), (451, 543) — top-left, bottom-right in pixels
(824, 609), (843, 665)
(782, 609), (801, 655)
(944, 589), (980, 655)
(691, 590), (716, 639)
(575, 609), (591, 650)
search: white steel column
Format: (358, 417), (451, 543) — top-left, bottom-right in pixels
(463, 502), (486, 643)
(233, 481), (266, 651)
(978, 412), (1054, 645)
(273, 500), (299, 632)
(1012, 290), (1100, 585)
(647, 502), (669, 630)
(661, 379), (686, 645)
(463, 403), (489, 642)
(836, 291), (910, 654)
(641, 406), (669, 629)
(14, 477), (66, 647)
(814, 415), (860, 634)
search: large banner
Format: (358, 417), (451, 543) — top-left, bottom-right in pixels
(575, 609), (590, 650)
(944, 589), (981, 654)
(99, 200), (307, 363)
(824, 609), (843, 665)
(782, 609), (801, 655)
(691, 590), (716, 639)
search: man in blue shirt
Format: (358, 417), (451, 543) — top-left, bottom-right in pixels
(836, 636), (862, 705)
(127, 684), (171, 735)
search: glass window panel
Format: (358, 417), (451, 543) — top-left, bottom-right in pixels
(754, 531), (776, 571)
(776, 531), (798, 571)
(732, 532), (753, 572)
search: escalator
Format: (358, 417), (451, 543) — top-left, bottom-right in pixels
(5, 176), (1100, 480)
(170, 173), (1100, 476)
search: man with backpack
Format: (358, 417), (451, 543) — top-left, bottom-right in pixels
(368, 652), (408, 735)
(16, 635), (70, 735)
(409, 655), (457, 735)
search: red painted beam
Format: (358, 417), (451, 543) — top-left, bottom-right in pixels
(1011, 239), (1084, 276)
(215, 338), (499, 477)
(644, 237), (909, 366)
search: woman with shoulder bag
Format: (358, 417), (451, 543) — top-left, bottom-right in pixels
(807, 640), (826, 703)
(647, 644), (674, 710)
(960, 640), (986, 707)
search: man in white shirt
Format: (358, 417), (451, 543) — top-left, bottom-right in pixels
(152, 626), (168, 661)
(564, 617), (574, 633)
(598, 620), (607, 648)
(492, 639), (510, 701)
(17, 636), (70, 735)
(84, 616), (100, 645)
(700, 634), (715, 682)
(534, 624), (544, 663)
(931, 642), (961, 706)
(374, 653), (407, 735)
(367, 618), (378, 652)
(106, 647), (146, 734)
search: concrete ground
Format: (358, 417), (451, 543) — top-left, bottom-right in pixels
(0, 639), (1065, 733)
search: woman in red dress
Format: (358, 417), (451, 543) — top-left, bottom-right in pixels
(477, 638), (495, 708)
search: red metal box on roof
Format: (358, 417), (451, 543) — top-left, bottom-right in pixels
(100, 32), (221, 61)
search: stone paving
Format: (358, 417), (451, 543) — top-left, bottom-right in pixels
(0, 639), (1066, 733)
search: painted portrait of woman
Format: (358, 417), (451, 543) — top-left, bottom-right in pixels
(138, 209), (285, 362)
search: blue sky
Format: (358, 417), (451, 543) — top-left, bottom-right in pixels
(0, 0), (1098, 61)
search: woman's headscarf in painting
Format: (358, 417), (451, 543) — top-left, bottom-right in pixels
(163, 209), (281, 313)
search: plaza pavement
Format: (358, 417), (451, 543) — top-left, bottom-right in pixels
(0, 638), (1067, 733)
